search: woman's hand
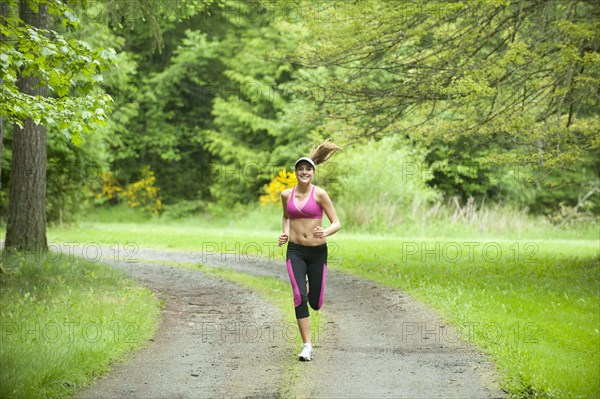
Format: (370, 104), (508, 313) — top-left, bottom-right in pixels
(312, 226), (326, 239)
(278, 233), (289, 246)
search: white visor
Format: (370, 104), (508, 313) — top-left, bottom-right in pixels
(294, 157), (316, 169)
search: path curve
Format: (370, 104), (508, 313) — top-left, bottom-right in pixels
(73, 246), (506, 399)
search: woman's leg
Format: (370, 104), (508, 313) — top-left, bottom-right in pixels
(307, 244), (328, 312)
(286, 244), (310, 342)
(297, 317), (311, 344)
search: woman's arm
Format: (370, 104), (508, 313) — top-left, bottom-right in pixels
(314, 188), (341, 238)
(279, 190), (291, 245)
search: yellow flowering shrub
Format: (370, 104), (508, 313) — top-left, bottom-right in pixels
(122, 166), (163, 215)
(260, 168), (297, 205)
(96, 171), (122, 202)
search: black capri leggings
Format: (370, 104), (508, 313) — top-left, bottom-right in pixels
(286, 242), (328, 319)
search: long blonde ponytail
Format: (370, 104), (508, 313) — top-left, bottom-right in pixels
(309, 139), (342, 165)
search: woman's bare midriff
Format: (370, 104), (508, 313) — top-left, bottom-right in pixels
(289, 218), (326, 246)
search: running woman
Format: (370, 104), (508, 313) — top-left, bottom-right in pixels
(278, 141), (342, 361)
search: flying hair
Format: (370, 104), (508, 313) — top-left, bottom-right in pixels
(308, 139), (343, 166)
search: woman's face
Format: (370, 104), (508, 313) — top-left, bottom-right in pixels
(295, 162), (314, 185)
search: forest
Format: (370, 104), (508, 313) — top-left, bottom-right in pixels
(1, 0), (598, 234)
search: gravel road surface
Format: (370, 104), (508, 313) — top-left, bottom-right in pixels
(72, 246), (506, 399)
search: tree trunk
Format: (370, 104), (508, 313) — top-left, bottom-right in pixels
(0, 1), (8, 194)
(4, 1), (49, 252)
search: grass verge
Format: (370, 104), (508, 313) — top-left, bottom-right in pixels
(0, 251), (161, 399)
(336, 237), (600, 399)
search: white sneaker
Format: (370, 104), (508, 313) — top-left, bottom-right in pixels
(298, 343), (313, 361)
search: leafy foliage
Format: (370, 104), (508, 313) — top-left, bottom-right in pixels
(0, 0), (116, 145)
(2, 0), (598, 224)
(277, 0), (599, 215)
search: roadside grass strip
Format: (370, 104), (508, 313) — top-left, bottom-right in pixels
(337, 238), (600, 399)
(0, 252), (161, 399)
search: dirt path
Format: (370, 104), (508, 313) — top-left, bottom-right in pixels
(73, 247), (507, 399)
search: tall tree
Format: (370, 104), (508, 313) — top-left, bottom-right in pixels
(277, 0), (599, 212)
(0, 1), (8, 193)
(104, 0), (315, 207)
(285, 0), (599, 164)
(4, 0), (50, 252)
(1, 0), (115, 251)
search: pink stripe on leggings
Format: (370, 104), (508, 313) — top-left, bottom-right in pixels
(286, 259), (302, 307)
(318, 263), (327, 309)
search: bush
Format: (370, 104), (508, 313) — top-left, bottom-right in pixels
(121, 166), (163, 216)
(259, 168), (297, 205)
(331, 136), (441, 231)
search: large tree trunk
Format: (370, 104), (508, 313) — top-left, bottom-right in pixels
(0, 1), (8, 194)
(4, 1), (49, 252)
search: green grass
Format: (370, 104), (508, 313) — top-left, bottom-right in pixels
(336, 237), (600, 399)
(0, 252), (161, 399)
(77, 203), (156, 225)
(74, 202), (599, 240)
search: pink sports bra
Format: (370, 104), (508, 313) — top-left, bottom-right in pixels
(286, 185), (323, 219)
